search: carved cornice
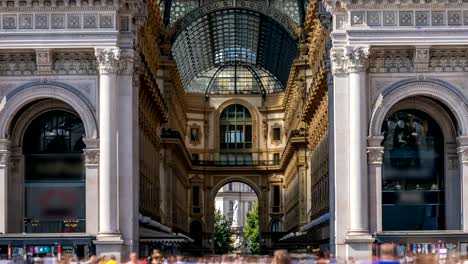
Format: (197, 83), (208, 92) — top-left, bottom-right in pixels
(95, 48), (120, 74)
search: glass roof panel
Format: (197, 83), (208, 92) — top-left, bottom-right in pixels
(172, 8), (298, 95)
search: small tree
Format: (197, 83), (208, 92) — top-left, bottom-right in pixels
(214, 209), (233, 254)
(244, 201), (260, 255)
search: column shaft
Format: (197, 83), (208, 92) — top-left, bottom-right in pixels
(348, 70), (368, 233)
(96, 48), (120, 235)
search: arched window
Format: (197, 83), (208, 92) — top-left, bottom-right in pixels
(23, 110), (86, 233)
(381, 109), (445, 231)
(271, 220), (282, 232)
(219, 104), (252, 165)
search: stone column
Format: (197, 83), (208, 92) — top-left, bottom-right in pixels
(95, 48), (120, 236)
(117, 50), (138, 256)
(367, 136), (384, 234)
(346, 46), (370, 235)
(83, 138), (99, 235)
(0, 139), (9, 234)
(457, 136), (468, 231)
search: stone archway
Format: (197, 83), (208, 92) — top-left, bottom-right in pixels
(203, 174), (269, 253)
(367, 80), (467, 233)
(0, 83), (99, 234)
(369, 80), (468, 137)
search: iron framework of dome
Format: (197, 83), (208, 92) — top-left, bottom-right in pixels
(171, 8), (299, 95)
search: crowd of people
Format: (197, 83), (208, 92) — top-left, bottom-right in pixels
(8, 244), (468, 264)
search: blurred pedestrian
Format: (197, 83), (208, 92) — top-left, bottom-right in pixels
(374, 243), (399, 264)
(273, 250), (291, 264)
(127, 253), (138, 264)
(106, 255), (117, 264)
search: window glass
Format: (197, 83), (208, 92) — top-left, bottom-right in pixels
(382, 109), (445, 231)
(220, 104), (253, 163)
(23, 111), (86, 233)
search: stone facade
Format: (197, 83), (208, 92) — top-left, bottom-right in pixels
(326, 0), (468, 260)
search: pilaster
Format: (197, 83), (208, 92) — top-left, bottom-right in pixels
(457, 136), (468, 231)
(83, 138), (99, 235)
(0, 139), (10, 234)
(367, 136), (384, 234)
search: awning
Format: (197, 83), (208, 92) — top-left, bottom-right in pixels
(139, 227), (194, 244)
(300, 213), (330, 233)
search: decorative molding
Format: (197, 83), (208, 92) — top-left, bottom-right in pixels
(458, 136), (468, 164)
(429, 49), (468, 72)
(53, 51), (98, 75)
(0, 52), (37, 76)
(188, 123), (202, 146)
(95, 48), (120, 74)
(368, 49), (414, 73)
(458, 146), (468, 164)
(367, 147), (384, 165)
(0, 12), (116, 31)
(369, 80), (468, 137)
(414, 47), (430, 72)
(36, 49), (52, 74)
(84, 148), (99, 165)
(270, 123), (283, 146)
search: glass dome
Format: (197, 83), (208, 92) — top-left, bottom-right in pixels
(187, 64), (284, 95)
(171, 8), (298, 95)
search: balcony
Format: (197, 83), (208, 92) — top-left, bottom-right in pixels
(192, 159), (280, 167)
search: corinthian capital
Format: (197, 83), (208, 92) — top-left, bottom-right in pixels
(118, 50), (135, 75)
(346, 46), (369, 73)
(331, 50), (346, 75)
(95, 48), (120, 74)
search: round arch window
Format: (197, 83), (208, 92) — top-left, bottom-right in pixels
(381, 109), (445, 231)
(219, 104), (253, 165)
(23, 110), (86, 233)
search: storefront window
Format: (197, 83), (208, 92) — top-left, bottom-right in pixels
(23, 110), (86, 233)
(382, 109), (445, 231)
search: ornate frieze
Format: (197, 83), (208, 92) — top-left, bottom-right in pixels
(368, 49), (414, 73)
(95, 48), (119, 74)
(0, 12), (115, 31)
(340, 9), (468, 28)
(429, 49), (468, 72)
(0, 52), (36, 76)
(52, 51), (98, 75)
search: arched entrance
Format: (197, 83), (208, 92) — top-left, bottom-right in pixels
(22, 109), (86, 233)
(213, 181), (259, 254)
(369, 93), (462, 233)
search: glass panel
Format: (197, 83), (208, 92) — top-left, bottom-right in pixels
(23, 111), (86, 233)
(382, 109), (445, 231)
(220, 104), (252, 151)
